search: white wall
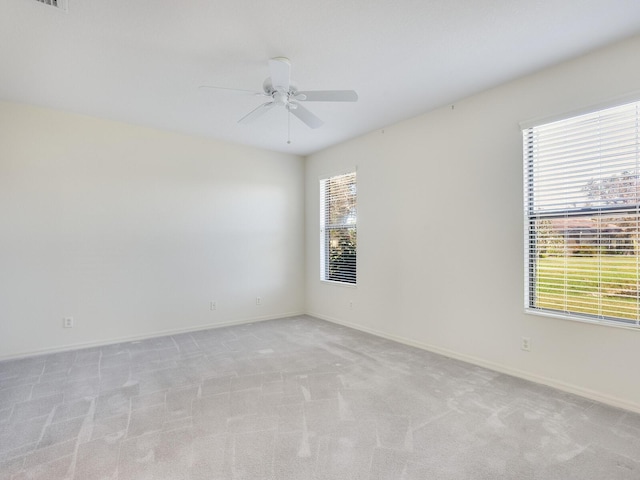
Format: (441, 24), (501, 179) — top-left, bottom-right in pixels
(305, 35), (640, 412)
(0, 101), (305, 358)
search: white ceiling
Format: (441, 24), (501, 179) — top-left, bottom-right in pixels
(3, 0), (640, 156)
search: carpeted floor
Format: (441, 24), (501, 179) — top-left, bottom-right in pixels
(0, 315), (639, 479)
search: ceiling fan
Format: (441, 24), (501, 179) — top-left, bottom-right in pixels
(199, 57), (358, 137)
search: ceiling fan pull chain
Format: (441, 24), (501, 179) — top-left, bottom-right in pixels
(287, 108), (292, 144)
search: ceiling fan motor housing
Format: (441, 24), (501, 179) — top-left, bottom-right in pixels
(263, 78), (298, 94)
(273, 90), (289, 106)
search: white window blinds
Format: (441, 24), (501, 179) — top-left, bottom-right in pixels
(320, 172), (357, 284)
(524, 100), (640, 327)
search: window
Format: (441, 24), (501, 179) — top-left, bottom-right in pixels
(524, 100), (640, 327)
(320, 171), (357, 284)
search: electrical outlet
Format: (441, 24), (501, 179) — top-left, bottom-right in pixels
(210, 301), (217, 311)
(256, 297), (262, 306)
(349, 301), (353, 309)
(521, 337), (531, 352)
(63, 317), (74, 328)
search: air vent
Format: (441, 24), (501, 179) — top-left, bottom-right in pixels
(35, 0), (68, 12)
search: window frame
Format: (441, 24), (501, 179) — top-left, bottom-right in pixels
(319, 170), (357, 286)
(523, 100), (640, 329)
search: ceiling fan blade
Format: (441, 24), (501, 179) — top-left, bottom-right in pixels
(199, 85), (264, 96)
(238, 102), (275, 124)
(296, 90), (358, 102)
(289, 103), (323, 129)
(268, 57), (291, 91)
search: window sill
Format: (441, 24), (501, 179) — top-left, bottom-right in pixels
(320, 280), (357, 288)
(525, 308), (640, 331)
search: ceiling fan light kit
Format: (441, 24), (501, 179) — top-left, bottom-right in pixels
(200, 57), (358, 143)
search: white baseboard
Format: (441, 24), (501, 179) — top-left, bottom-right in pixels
(0, 311), (305, 361)
(307, 311), (640, 415)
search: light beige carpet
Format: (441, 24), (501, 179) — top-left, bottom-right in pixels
(1, 315), (639, 479)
